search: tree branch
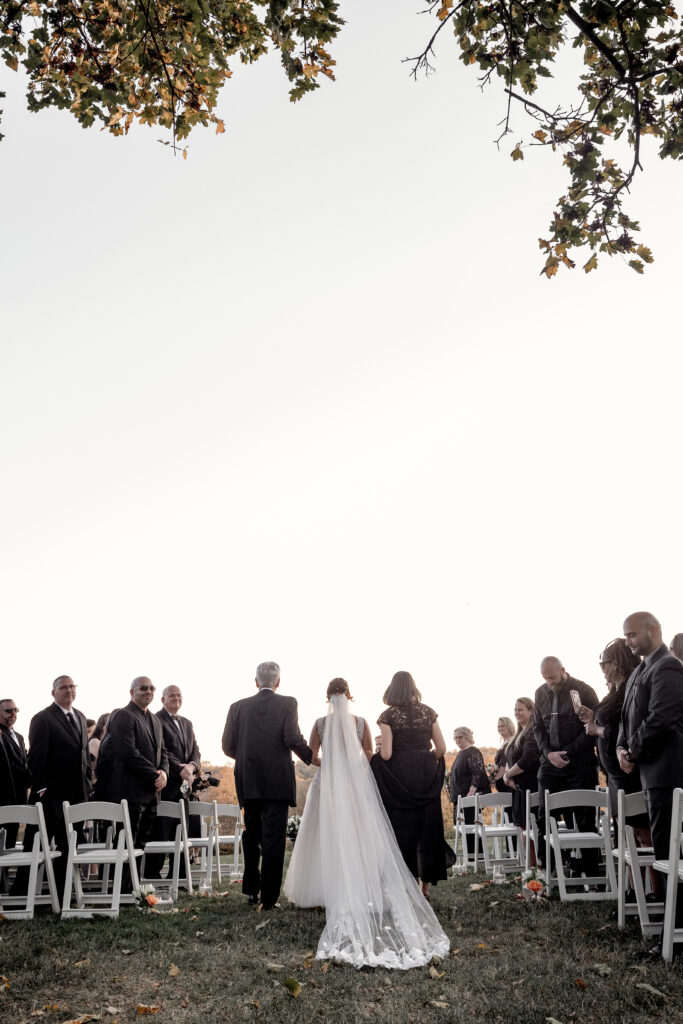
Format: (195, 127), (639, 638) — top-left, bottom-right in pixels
(565, 3), (626, 78)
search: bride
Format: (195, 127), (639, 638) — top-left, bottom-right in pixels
(284, 678), (449, 969)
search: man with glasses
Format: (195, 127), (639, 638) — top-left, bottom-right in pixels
(24, 676), (93, 894)
(107, 677), (168, 850)
(0, 699), (30, 849)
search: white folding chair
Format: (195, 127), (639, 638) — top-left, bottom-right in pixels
(0, 803), (61, 919)
(474, 793), (521, 874)
(613, 789), (663, 934)
(652, 787), (683, 961)
(61, 799), (141, 918)
(453, 795), (478, 871)
(185, 801), (216, 889)
(524, 790), (540, 871)
(545, 788), (616, 901)
(139, 800), (193, 899)
(213, 802), (243, 882)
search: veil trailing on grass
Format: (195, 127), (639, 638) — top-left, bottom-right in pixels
(284, 694), (449, 969)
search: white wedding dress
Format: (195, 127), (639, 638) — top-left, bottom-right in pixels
(284, 695), (449, 969)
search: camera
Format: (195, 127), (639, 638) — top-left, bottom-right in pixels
(192, 771), (220, 793)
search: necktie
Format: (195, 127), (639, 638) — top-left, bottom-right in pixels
(66, 711), (80, 738)
(549, 691), (560, 749)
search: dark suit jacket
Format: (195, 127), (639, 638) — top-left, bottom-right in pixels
(533, 677), (599, 764)
(0, 726), (30, 806)
(156, 707), (201, 801)
(107, 701), (169, 805)
(28, 704), (92, 803)
(222, 688), (312, 806)
(617, 645), (683, 790)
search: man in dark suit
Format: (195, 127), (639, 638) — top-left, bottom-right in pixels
(0, 698), (31, 849)
(533, 656), (600, 873)
(617, 611), (683, 955)
(26, 676), (93, 894)
(222, 661), (314, 910)
(146, 685), (201, 878)
(107, 677), (168, 851)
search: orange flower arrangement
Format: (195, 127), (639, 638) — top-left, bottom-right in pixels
(147, 894), (159, 906)
(525, 879), (543, 893)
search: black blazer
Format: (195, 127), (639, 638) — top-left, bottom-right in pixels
(107, 701), (169, 805)
(156, 707), (201, 801)
(27, 704), (92, 803)
(617, 645), (683, 790)
(222, 688), (312, 806)
(0, 726), (30, 805)
(533, 677), (599, 764)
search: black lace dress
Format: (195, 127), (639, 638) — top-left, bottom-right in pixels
(371, 701), (455, 885)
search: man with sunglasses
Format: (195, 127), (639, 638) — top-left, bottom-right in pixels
(0, 699), (30, 850)
(107, 677), (169, 851)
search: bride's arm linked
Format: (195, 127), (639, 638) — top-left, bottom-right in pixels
(361, 720), (373, 762)
(309, 722), (322, 767)
(431, 721), (447, 759)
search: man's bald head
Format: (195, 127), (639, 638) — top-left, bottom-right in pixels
(623, 612), (663, 657)
(540, 656), (567, 692)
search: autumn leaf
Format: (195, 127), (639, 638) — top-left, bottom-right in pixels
(266, 962), (285, 972)
(1, 976), (10, 990)
(215, 120), (225, 135)
(629, 259), (644, 274)
(73, 958), (90, 967)
(637, 245), (654, 263)
(511, 144), (524, 161)
(136, 1007), (161, 1016)
(282, 978), (302, 998)
(635, 983), (666, 998)
(591, 963), (612, 976)
(60, 1017), (101, 1024)
(429, 966), (445, 979)
(583, 254), (598, 273)
(321, 962), (330, 974)
(543, 256), (559, 279)
(574, 977), (587, 989)
(532, 129), (547, 142)
(167, 964), (180, 978)
(430, 1001), (449, 1008)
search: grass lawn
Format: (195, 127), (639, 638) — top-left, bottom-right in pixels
(2, 865), (682, 1024)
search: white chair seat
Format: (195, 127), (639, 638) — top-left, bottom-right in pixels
(545, 788), (616, 901)
(61, 799), (140, 919)
(0, 803), (61, 919)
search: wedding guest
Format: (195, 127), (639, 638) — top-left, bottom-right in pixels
(373, 671), (454, 898)
(617, 612), (683, 956)
(88, 713), (110, 776)
(86, 719), (97, 740)
(502, 698), (540, 863)
(533, 657), (599, 874)
(670, 633), (683, 662)
(493, 716), (515, 793)
(0, 698), (30, 849)
(448, 726), (490, 859)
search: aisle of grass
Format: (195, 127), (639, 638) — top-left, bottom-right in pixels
(2, 872), (682, 1024)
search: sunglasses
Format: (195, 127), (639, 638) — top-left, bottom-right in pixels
(136, 685), (156, 692)
(1, 707), (18, 714)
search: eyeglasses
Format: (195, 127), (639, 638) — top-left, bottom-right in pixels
(1, 707), (18, 714)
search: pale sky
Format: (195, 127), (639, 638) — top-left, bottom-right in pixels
(1, 1), (682, 764)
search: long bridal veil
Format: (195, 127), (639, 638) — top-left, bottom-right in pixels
(284, 695), (449, 969)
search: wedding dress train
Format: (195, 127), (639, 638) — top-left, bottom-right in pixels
(284, 695), (449, 969)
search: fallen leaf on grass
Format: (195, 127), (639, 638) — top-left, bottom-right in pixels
(430, 1001), (449, 1009)
(61, 1016), (101, 1024)
(545, 1018), (564, 1024)
(1, 976), (10, 990)
(574, 978), (587, 989)
(431, 955), (443, 965)
(136, 1006), (161, 1016)
(282, 978), (302, 999)
(451, 949), (462, 957)
(195, 931), (204, 937)
(475, 943), (487, 950)
(120, 950), (132, 956)
(512, 980), (523, 987)
(255, 919), (270, 932)
(591, 963), (612, 976)
(429, 967), (445, 979)
(635, 983), (666, 999)
(321, 962), (329, 975)
(266, 963), (285, 972)
(489, 901), (499, 907)
(73, 958), (90, 968)
(30, 1013), (45, 1018)
(469, 884), (485, 891)
(104, 1008), (120, 1015)
(168, 964), (180, 978)
(44, 1005), (61, 1012)
(181, 995), (190, 1008)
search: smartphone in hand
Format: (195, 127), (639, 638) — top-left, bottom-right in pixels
(570, 689), (582, 715)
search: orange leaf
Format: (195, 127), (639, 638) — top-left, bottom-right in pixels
(136, 1007), (161, 1015)
(574, 977), (587, 989)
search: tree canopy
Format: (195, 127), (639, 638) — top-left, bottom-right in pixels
(2, 1), (682, 275)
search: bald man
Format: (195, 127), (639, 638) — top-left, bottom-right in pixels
(107, 678), (169, 851)
(533, 657), (599, 875)
(617, 612), (683, 955)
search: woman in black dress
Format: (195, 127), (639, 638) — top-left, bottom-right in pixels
(493, 716), (515, 793)
(502, 697), (540, 862)
(448, 727), (490, 859)
(372, 671), (453, 898)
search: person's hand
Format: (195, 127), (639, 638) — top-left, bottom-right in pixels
(503, 773), (517, 790)
(494, 766), (505, 780)
(467, 785), (477, 797)
(180, 764), (195, 783)
(617, 748), (635, 774)
(584, 721), (599, 737)
(578, 705), (594, 724)
(548, 750), (569, 768)
(311, 754), (321, 767)
(154, 770), (167, 791)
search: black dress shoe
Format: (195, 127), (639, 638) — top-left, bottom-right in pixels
(247, 894), (260, 906)
(261, 902), (281, 911)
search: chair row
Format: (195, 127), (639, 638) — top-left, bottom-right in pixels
(0, 798), (243, 920)
(453, 786), (683, 961)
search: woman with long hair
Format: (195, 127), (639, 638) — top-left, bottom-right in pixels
(493, 716), (515, 792)
(284, 678), (449, 969)
(502, 698), (540, 862)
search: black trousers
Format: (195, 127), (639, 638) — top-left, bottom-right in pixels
(144, 799), (201, 879)
(241, 799), (289, 909)
(11, 795), (84, 899)
(536, 760), (599, 874)
(646, 787), (683, 928)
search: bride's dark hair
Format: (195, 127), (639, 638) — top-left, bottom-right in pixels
(326, 677), (353, 701)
